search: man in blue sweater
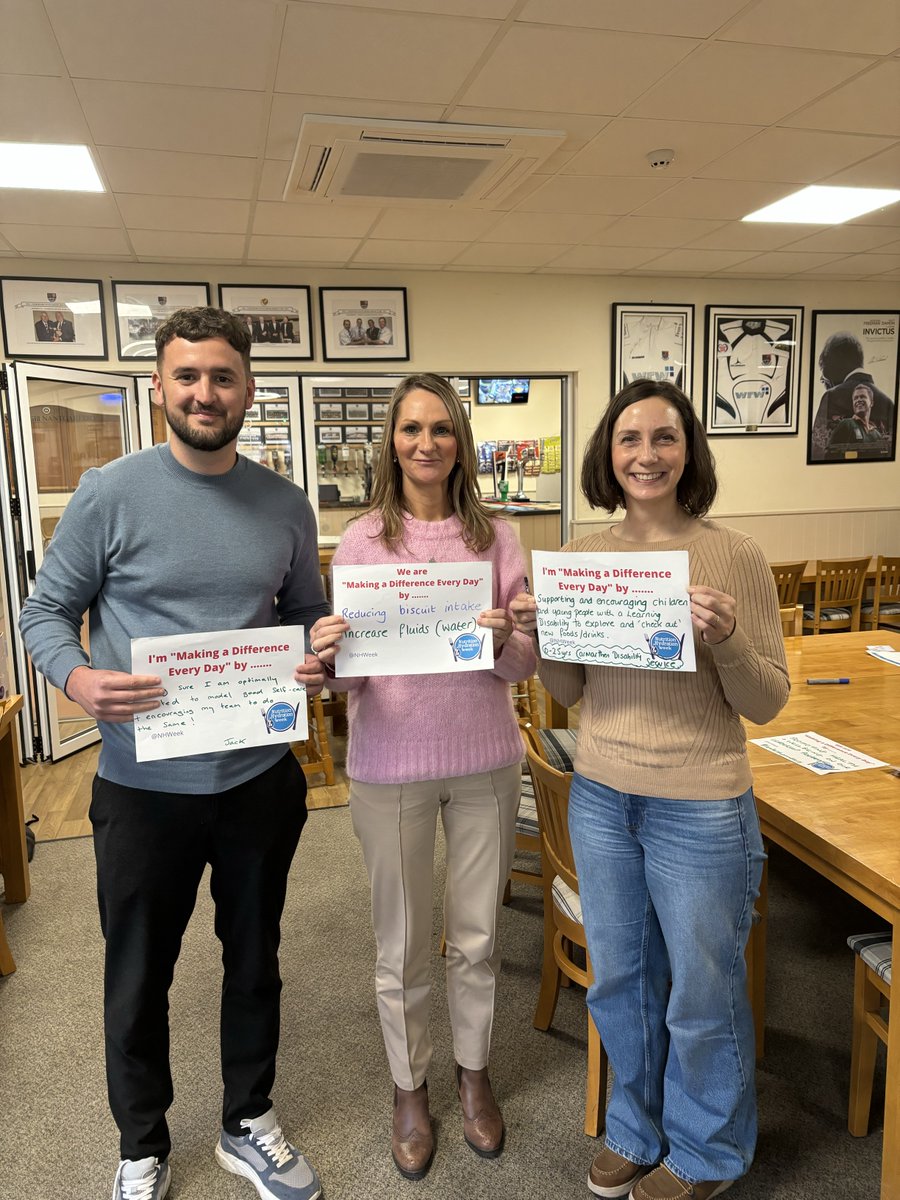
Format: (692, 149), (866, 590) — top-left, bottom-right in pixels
(20, 308), (330, 1200)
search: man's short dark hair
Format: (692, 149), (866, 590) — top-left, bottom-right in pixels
(581, 378), (718, 517)
(155, 307), (252, 374)
(819, 331), (864, 389)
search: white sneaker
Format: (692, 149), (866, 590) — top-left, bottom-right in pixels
(112, 1157), (171, 1200)
(215, 1108), (322, 1200)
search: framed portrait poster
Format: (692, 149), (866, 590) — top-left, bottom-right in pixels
(703, 305), (802, 436)
(612, 302), (694, 396)
(218, 285), (313, 360)
(0, 276), (107, 359)
(319, 287), (409, 361)
(112, 281), (211, 359)
(807, 310), (898, 465)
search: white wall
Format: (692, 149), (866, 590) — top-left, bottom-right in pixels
(3, 257), (898, 557)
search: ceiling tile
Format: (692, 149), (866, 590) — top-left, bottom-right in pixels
(485, 211), (615, 243)
(0, 224), (133, 255)
(276, 5), (499, 102)
(864, 253), (900, 273)
(852, 203), (900, 228)
(685, 221), (811, 251)
(824, 143), (900, 188)
(519, 0), (748, 37)
(447, 106), (611, 152)
(516, 175), (673, 214)
(635, 178), (793, 220)
(370, 208), (500, 241)
(784, 60), (900, 136)
(254, 202), (381, 238)
(353, 239), (470, 265)
(247, 234), (360, 262)
(117, 196), (251, 235)
(721, 0), (900, 56)
(129, 231), (246, 259)
(0, 0), (65, 74)
(99, 147), (258, 200)
(713, 250), (847, 274)
(0, 192), (122, 228)
(544, 244), (664, 270)
(563, 118), (759, 179)
(0, 74), (90, 142)
(294, 0), (518, 18)
(640, 247), (758, 272)
(585, 215), (726, 247)
(445, 264), (535, 272)
(460, 25), (698, 115)
(43, 0), (279, 89)
(629, 42), (873, 126)
(802, 253), (900, 275)
(786, 225), (900, 253)
(697, 128), (897, 184)
(259, 161), (290, 202)
(76, 81), (267, 158)
(448, 242), (564, 267)
(266, 94), (446, 160)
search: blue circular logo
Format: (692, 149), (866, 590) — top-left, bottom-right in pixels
(648, 630), (681, 660)
(265, 702), (298, 732)
(453, 633), (482, 661)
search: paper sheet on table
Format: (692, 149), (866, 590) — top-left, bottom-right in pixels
(132, 626), (308, 761)
(531, 549), (696, 671)
(750, 731), (887, 775)
(332, 561), (493, 677)
(867, 644), (900, 667)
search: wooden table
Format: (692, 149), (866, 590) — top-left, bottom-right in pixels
(744, 632), (900, 1199)
(0, 695), (30, 975)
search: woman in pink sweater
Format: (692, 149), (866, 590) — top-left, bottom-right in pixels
(310, 374), (535, 1181)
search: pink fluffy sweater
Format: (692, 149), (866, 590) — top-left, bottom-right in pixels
(327, 511), (535, 784)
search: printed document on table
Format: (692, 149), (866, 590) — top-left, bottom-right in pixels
(750, 731), (887, 775)
(132, 626), (308, 762)
(332, 561), (493, 677)
(531, 549), (696, 671)
(867, 644), (900, 667)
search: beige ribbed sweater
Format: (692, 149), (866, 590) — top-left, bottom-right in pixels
(536, 520), (790, 800)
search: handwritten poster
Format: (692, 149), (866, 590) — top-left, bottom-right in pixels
(131, 626), (308, 762)
(531, 550), (696, 671)
(750, 731), (887, 775)
(332, 562), (494, 677)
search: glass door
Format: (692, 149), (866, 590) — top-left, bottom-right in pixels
(0, 361), (138, 761)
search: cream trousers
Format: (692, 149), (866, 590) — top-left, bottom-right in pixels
(349, 764), (521, 1091)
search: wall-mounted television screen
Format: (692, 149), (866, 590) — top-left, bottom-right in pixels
(477, 378), (530, 404)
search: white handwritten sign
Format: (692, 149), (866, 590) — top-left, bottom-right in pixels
(131, 626), (308, 761)
(532, 550), (696, 672)
(332, 562), (494, 677)
(750, 731), (887, 775)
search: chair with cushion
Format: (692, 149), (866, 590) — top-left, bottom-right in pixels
(525, 744), (607, 1137)
(847, 932), (892, 1137)
(291, 694), (335, 786)
(861, 556), (900, 632)
(511, 675), (541, 727)
(508, 722), (576, 894)
(802, 557), (870, 635)
(770, 560), (806, 637)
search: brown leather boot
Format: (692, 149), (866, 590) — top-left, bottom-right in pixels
(391, 1082), (434, 1180)
(456, 1063), (505, 1158)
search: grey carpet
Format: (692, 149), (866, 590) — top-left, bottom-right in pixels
(0, 811), (886, 1200)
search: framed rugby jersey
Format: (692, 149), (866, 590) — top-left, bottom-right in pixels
(612, 302), (693, 397)
(703, 304), (803, 437)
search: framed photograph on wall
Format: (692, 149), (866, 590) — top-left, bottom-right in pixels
(345, 402), (370, 421)
(112, 281), (210, 359)
(316, 402), (343, 422)
(612, 302), (693, 397)
(0, 276), (107, 359)
(319, 287), (409, 361)
(218, 284), (313, 360)
(703, 305), (802, 436)
(807, 310), (898, 465)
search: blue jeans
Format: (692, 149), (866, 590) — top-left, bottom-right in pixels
(568, 773), (765, 1184)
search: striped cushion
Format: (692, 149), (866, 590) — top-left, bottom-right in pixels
(535, 727), (577, 773)
(861, 601), (900, 616)
(848, 932), (893, 986)
(552, 875), (582, 924)
(516, 775), (538, 839)
(803, 606), (852, 621)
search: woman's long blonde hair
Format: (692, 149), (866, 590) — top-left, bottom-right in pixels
(366, 373), (496, 552)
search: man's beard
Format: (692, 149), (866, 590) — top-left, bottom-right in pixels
(160, 392), (246, 453)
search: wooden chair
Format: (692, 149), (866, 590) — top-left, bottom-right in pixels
(770, 561), (806, 637)
(847, 932), (892, 1137)
(861, 556), (900, 632)
(511, 675), (541, 727)
(291, 694), (335, 785)
(317, 545), (347, 737)
(525, 745), (608, 1137)
(802, 557), (870, 635)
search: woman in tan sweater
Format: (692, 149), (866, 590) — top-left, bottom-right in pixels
(511, 379), (788, 1200)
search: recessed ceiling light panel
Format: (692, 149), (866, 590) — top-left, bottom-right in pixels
(743, 185), (900, 225)
(0, 143), (104, 192)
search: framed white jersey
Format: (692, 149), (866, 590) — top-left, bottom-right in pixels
(612, 303), (694, 398)
(703, 305), (803, 437)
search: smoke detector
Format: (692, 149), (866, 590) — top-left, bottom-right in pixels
(647, 148), (675, 170)
(283, 115), (565, 208)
